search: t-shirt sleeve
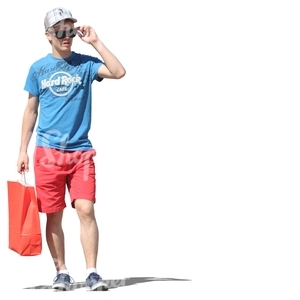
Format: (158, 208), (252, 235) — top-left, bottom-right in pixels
(89, 56), (104, 82)
(24, 65), (40, 97)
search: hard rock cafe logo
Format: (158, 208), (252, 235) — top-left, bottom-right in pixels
(41, 71), (82, 96)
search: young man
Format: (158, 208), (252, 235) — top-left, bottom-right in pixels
(16, 7), (126, 291)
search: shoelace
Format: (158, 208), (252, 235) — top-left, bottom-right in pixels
(53, 273), (75, 284)
(88, 272), (101, 280)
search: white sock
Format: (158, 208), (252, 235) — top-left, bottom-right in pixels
(86, 268), (97, 277)
(57, 269), (69, 275)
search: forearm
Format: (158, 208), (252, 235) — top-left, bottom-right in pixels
(92, 39), (126, 78)
(19, 109), (38, 153)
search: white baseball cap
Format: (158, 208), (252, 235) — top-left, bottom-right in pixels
(44, 7), (77, 30)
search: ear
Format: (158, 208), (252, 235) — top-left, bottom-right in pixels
(45, 31), (52, 43)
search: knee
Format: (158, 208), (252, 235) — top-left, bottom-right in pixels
(46, 211), (63, 225)
(75, 199), (95, 220)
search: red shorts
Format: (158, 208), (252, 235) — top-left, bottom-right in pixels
(34, 146), (97, 213)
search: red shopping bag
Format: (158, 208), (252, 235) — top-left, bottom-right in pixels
(7, 174), (42, 256)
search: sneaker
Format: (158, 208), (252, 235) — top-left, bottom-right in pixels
(86, 272), (108, 291)
(52, 273), (74, 291)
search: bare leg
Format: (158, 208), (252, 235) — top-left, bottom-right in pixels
(46, 210), (67, 272)
(75, 199), (98, 269)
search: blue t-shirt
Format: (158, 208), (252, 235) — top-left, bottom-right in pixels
(24, 52), (103, 150)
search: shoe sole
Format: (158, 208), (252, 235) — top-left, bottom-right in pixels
(52, 283), (70, 291)
(86, 282), (108, 291)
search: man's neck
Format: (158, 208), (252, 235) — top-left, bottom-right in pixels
(52, 49), (72, 59)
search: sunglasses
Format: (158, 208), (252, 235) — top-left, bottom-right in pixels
(49, 28), (77, 39)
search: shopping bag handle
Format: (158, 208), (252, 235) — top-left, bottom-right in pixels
(21, 172), (27, 185)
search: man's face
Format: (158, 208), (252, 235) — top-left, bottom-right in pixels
(47, 20), (77, 50)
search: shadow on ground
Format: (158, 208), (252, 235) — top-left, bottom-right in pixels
(24, 276), (191, 291)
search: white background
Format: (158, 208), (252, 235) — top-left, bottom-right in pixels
(1, 0), (300, 299)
